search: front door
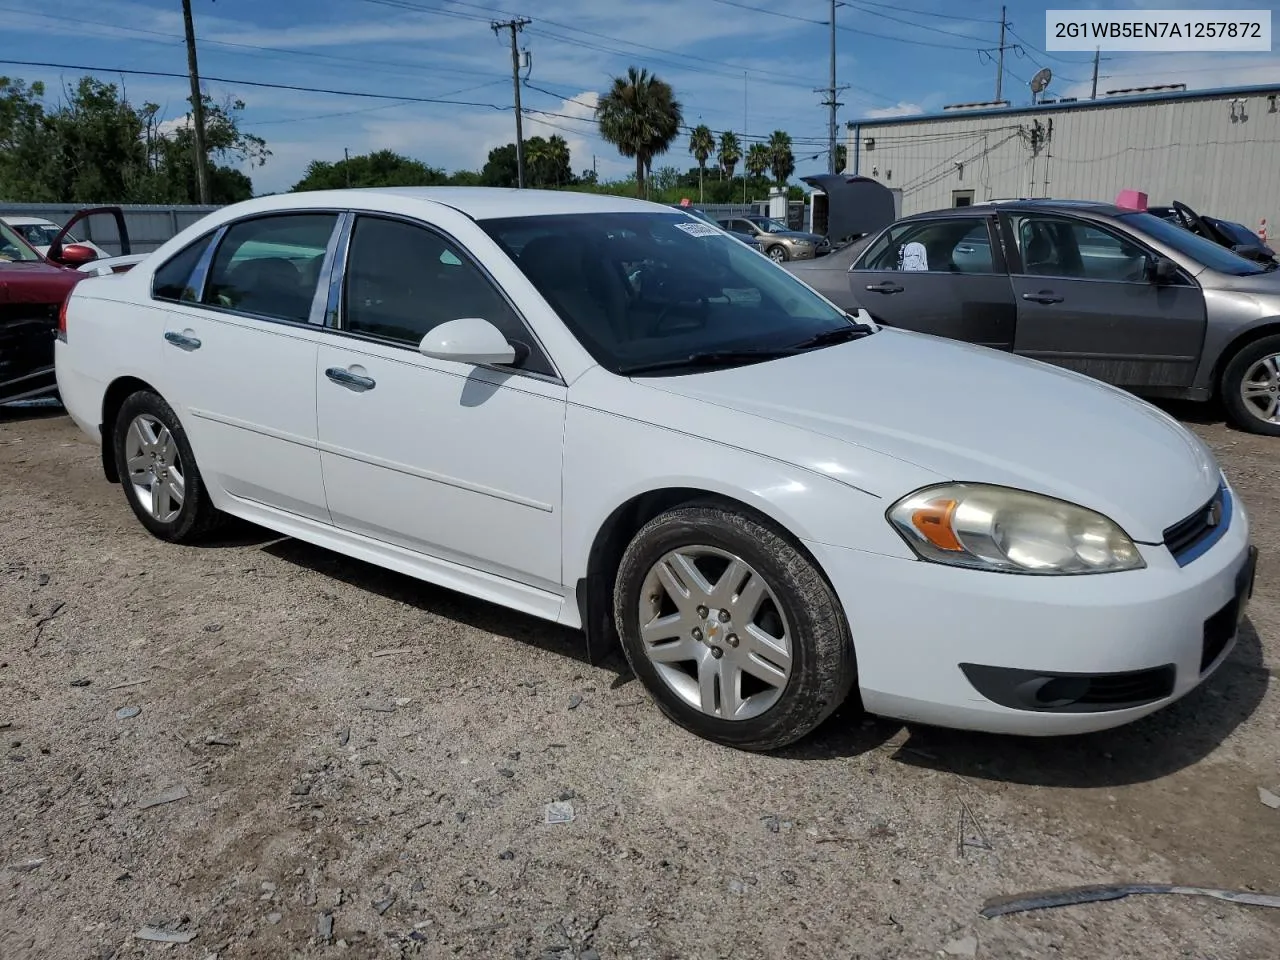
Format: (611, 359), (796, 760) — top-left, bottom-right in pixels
(848, 214), (1016, 350)
(1002, 212), (1208, 388)
(315, 212), (566, 592)
(158, 211), (340, 522)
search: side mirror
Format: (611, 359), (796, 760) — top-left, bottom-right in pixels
(1148, 256), (1178, 284)
(419, 317), (516, 366)
(53, 243), (99, 266)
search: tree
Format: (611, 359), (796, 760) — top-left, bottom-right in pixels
(481, 143), (519, 187)
(522, 135), (573, 188)
(745, 142), (770, 183)
(835, 143), (848, 173)
(291, 149), (445, 191)
(546, 134), (571, 186)
(595, 66), (683, 198)
(0, 75), (269, 204)
(768, 130), (795, 186)
(687, 124), (714, 202)
(717, 130), (741, 181)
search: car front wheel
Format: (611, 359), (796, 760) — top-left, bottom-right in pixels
(113, 390), (223, 542)
(1221, 334), (1280, 436)
(767, 245), (789, 263)
(613, 502), (857, 751)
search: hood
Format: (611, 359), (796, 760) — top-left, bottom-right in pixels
(635, 329), (1220, 543)
(0, 260), (82, 305)
(1206, 266), (1280, 295)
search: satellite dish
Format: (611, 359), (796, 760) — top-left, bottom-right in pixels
(1030, 67), (1053, 95)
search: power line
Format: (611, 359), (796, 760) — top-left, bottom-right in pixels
(843, 1), (992, 42)
(0, 59), (513, 109)
(0, 5), (510, 85)
(707, 0), (825, 24)
(846, 0), (1000, 23)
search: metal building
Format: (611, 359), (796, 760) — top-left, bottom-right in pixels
(845, 83), (1280, 230)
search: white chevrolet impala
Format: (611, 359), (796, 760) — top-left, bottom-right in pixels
(55, 188), (1257, 750)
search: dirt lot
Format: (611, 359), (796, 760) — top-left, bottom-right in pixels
(1, 401), (1277, 960)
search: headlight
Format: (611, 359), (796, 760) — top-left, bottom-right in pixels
(887, 483), (1145, 575)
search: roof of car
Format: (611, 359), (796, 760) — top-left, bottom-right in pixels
(1, 216), (53, 226)
(900, 199), (1133, 221)
(240, 187), (671, 220)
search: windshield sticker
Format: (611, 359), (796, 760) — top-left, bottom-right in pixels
(674, 221), (722, 238)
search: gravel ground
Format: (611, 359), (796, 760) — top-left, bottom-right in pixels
(1, 400), (1277, 960)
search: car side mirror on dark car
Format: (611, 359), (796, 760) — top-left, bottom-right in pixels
(1147, 256), (1178, 284)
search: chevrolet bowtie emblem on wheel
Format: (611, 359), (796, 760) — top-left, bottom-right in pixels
(1206, 501), (1223, 527)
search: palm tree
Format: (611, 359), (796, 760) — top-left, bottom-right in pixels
(768, 130), (795, 186)
(547, 134), (571, 186)
(688, 124), (714, 202)
(745, 142), (770, 184)
(596, 66), (684, 197)
(524, 136), (550, 188)
(718, 131), (741, 181)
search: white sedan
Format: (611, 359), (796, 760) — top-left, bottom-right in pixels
(55, 188), (1257, 750)
(1, 215), (110, 258)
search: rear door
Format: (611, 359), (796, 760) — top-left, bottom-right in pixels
(1001, 212), (1208, 388)
(848, 215), (1015, 350)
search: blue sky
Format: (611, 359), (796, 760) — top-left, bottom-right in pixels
(4, 0), (1278, 193)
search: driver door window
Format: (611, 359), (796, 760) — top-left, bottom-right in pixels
(342, 215), (553, 376)
(1010, 215), (1151, 283)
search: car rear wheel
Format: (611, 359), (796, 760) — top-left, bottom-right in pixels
(613, 502), (857, 751)
(1221, 334), (1280, 436)
(767, 245), (789, 263)
(112, 390), (223, 542)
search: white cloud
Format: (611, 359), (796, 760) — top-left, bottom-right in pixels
(865, 102), (926, 119)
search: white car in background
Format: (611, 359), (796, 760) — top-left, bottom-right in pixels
(1, 215), (110, 258)
(54, 188), (1257, 751)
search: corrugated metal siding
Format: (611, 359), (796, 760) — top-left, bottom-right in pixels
(0, 203), (221, 256)
(850, 91), (1280, 228)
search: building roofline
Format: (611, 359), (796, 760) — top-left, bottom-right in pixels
(849, 82), (1280, 128)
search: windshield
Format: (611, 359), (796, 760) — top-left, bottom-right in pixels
(1117, 212), (1268, 275)
(16, 223), (77, 246)
(750, 217), (792, 234)
(480, 212), (858, 375)
(0, 221), (44, 262)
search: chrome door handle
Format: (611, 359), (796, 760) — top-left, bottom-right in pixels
(325, 367), (376, 390)
(865, 281), (905, 294)
(1021, 292), (1064, 304)
(164, 331), (201, 350)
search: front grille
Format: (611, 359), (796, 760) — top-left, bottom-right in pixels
(1163, 485), (1228, 564)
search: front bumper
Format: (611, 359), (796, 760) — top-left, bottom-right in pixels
(786, 245), (817, 261)
(808, 491), (1255, 735)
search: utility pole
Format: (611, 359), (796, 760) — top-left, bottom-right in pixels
(492, 16), (531, 188)
(995, 5), (1008, 102)
(816, 0), (848, 175)
(344, 147), (351, 187)
(181, 0), (210, 204)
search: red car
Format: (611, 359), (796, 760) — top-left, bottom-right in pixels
(0, 207), (131, 403)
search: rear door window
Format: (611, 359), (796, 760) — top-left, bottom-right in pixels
(203, 214), (338, 323)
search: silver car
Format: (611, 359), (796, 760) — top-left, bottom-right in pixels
(786, 199), (1280, 435)
(716, 215), (828, 263)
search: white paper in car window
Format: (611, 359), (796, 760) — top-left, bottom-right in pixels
(898, 241), (929, 271)
(674, 221), (721, 238)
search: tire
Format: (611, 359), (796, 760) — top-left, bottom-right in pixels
(1220, 334), (1280, 436)
(767, 245), (789, 263)
(613, 502), (857, 751)
(112, 390), (223, 542)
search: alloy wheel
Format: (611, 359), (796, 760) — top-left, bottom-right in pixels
(1240, 353), (1280, 424)
(637, 546), (792, 721)
(768, 246), (786, 262)
(124, 413), (186, 523)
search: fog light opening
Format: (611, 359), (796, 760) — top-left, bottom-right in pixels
(1032, 676), (1091, 707)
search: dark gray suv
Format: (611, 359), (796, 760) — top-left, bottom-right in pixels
(791, 199), (1280, 435)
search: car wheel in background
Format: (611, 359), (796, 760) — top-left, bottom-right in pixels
(613, 502), (857, 751)
(767, 245), (788, 263)
(1221, 334), (1280, 436)
(112, 390), (223, 542)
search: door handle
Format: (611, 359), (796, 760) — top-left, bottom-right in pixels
(164, 331), (201, 350)
(325, 367), (376, 391)
(1021, 292), (1064, 304)
(865, 281), (905, 294)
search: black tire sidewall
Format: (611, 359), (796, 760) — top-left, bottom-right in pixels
(1222, 335), (1280, 436)
(613, 505), (855, 751)
(112, 391), (214, 542)
(768, 245), (788, 262)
